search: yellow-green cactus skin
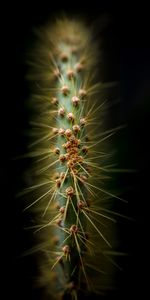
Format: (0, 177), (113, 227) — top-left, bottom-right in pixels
(25, 18), (123, 300)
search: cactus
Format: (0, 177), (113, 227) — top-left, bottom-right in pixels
(24, 17), (123, 300)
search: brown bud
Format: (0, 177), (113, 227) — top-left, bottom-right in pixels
(80, 118), (86, 126)
(59, 207), (65, 214)
(86, 199), (92, 207)
(85, 136), (90, 142)
(51, 97), (58, 105)
(75, 62), (84, 72)
(52, 236), (59, 245)
(73, 124), (80, 134)
(61, 85), (69, 96)
(67, 69), (75, 80)
(67, 112), (74, 122)
(72, 168), (78, 175)
(78, 200), (85, 209)
(72, 96), (80, 106)
(62, 245), (70, 254)
(58, 128), (65, 136)
(60, 52), (68, 62)
(71, 46), (78, 54)
(59, 154), (66, 163)
(76, 139), (81, 146)
(60, 172), (65, 180)
(53, 147), (60, 155)
(79, 175), (87, 182)
(65, 129), (72, 138)
(66, 186), (74, 197)
(63, 141), (71, 149)
(56, 178), (61, 188)
(53, 173), (59, 180)
(52, 127), (59, 135)
(81, 146), (88, 154)
(86, 166), (92, 174)
(65, 153), (69, 160)
(69, 224), (78, 234)
(53, 69), (60, 78)
(56, 219), (62, 227)
(67, 161), (74, 169)
(69, 135), (76, 143)
(79, 89), (87, 98)
(58, 107), (65, 117)
(55, 201), (60, 209)
(78, 156), (83, 163)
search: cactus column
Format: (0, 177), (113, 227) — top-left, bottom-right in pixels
(48, 21), (92, 297)
(26, 18), (116, 300)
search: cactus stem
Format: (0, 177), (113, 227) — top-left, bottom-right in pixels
(23, 18), (125, 299)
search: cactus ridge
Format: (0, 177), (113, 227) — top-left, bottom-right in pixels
(24, 18), (122, 300)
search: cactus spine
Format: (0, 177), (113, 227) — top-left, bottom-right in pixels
(25, 18), (120, 300)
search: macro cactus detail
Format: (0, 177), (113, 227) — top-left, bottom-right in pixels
(25, 18), (122, 300)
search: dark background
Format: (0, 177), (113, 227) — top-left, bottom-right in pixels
(1, 2), (150, 299)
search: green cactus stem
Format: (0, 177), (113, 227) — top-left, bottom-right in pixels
(24, 18), (122, 300)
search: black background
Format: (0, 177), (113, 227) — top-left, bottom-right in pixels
(1, 1), (150, 299)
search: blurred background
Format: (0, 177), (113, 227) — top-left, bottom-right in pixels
(1, 2), (150, 299)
